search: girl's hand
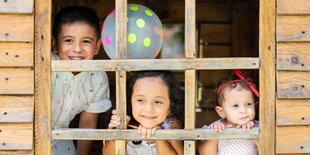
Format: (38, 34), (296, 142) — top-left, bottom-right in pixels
(108, 109), (131, 129)
(236, 120), (255, 131)
(137, 125), (161, 138)
(209, 121), (225, 132)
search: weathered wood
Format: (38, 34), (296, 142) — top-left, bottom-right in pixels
(277, 71), (310, 98)
(0, 0), (33, 14)
(277, 99), (310, 126)
(200, 24), (231, 44)
(259, 0), (276, 154)
(115, 0), (127, 154)
(277, 0), (310, 15)
(0, 42), (33, 67)
(0, 123), (32, 150)
(51, 58), (259, 72)
(52, 128), (259, 140)
(277, 16), (310, 42)
(0, 150), (33, 155)
(0, 68), (34, 94)
(34, 0), (52, 154)
(277, 126), (310, 153)
(185, 0), (196, 154)
(277, 43), (310, 71)
(0, 96), (33, 122)
(0, 15), (33, 42)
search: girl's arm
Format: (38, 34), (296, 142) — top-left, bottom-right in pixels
(156, 118), (184, 155)
(77, 111), (98, 155)
(198, 139), (218, 155)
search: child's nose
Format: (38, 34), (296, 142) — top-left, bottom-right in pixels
(145, 102), (154, 111)
(240, 107), (246, 113)
(73, 42), (82, 52)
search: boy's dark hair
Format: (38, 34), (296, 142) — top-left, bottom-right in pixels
(215, 72), (259, 106)
(127, 71), (184, 128)
(53, 6), (100, 39)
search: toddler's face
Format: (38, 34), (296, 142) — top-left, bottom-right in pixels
(216, 85), (255, 126)
(131, 77), (170, 128)
(54, 22), (101, 60)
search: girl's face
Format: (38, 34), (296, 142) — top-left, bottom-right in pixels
(131, 77), (171, 128)
(216, 85), (255, 126)
(53, 22), (101, 60)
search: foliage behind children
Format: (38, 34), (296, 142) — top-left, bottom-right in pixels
(102, 71), (184, 155)
(199, 70), (259, 155)
(51, 6), (111, 155)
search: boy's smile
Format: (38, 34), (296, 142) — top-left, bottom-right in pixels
(54, 22), (101, 60)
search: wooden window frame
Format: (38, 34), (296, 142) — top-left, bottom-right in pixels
(34, 0), (275, 154)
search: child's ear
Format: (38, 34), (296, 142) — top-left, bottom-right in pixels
(94, 38), (102, 55)
(215, 106), (225, 119)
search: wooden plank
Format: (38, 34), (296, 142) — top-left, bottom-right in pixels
(185, 0), (196, 154)
(0, 15), (33, 42)
(277, 71), (310, 98)
(51, 58), (259, 72)
(0, 151), (33, 155)
(0, 68), (34, 94)
(0, 96), (33, 122)
(0, 0), (33, 14)
(52, 128), (259, 140)
(277, 43), (310, 71)
(277, 16), (310, 42)
(277, 126), (310, 153)
(259, 0), (276, 154)
(34, 0), (52, 154)
(0, 123), (32, 150)
(277, 0), (310, 15)
(277, 99), (310, 126)
(0, 42), (33, 67)
(115, 0), (127, 154)
(200, 24), (231, 44)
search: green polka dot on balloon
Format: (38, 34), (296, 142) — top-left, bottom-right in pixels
(130, 5), (138, 11)
(128, 33), (136, 44)
(143, 37), (151, 47)
(145, 10), (153, 16)
(136, 18), (145, 28)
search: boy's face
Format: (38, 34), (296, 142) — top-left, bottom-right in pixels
(215, 85), (255, 126)
(131, 77), (171, 128)
(53, 22), (101, 60)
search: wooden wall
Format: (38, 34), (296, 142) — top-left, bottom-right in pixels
(276, 0), (310, 154)
(0, 0), (34, 154)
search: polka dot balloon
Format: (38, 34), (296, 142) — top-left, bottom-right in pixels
(101, 4), (164, 59)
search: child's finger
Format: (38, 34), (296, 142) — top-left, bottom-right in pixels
(141, 127), (147, 138)
(112, 109), (117, 115)
(146, 128), (152, 138)
(151, 127), (157, 135)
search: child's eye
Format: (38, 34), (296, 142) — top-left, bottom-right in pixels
(232, 104), (239, 108)
(136, 99), (144, 103)
(154, 100), (163, 104)
(83, 40), (91, 44)
(64, 39), (73, 43)
(246, 103), (253, 106)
